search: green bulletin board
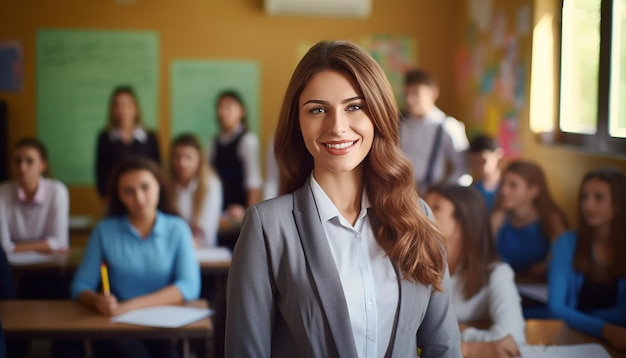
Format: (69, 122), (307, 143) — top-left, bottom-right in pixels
(170, 61), (260, 149)
(36, 29), (159, 185)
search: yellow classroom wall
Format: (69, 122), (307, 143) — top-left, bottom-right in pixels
(2, 0), (626, 227)
(0, 0), (461, 219)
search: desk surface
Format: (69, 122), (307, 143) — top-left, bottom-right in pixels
(9, 248), (230, 274)
(0, 300), (212, 341)
(526, 319), (626, 358)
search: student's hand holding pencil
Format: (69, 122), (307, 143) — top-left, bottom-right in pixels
(93, 293), (121, 316)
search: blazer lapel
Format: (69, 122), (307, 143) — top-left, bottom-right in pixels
(292, 182), (359, 358)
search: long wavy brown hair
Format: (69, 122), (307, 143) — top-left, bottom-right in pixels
(494, 160), (568, 239)
(274, 40), (446, 290)
(574, 167), (626, 281)
(169, 134), (215, 227)
(429, 185), (500, 299)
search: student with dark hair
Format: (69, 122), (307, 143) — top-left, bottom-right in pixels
(549, 167), (626, 351)
(468, 134), (504, 211)
(491, 160), (568, 279)
(72, 156), (200, 358)
(0, 138), (69, 253)
(226, 41), (461, 357)
(399, 69), (469, 194)
(208, 90), (261, 220)
(95, 85), (161, 201)
(426, 185), (524, 357)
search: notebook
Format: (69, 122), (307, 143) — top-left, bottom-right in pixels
(519, 343), (611, 358)
(111, 306), (213, 329)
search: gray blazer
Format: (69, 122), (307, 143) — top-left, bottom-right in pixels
(225, 181), (462, 358)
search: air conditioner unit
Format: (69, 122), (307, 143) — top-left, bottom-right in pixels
(265, 0), (371, 18)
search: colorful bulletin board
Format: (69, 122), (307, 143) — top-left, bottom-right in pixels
(170, 60), (260, 149)
(36, 29), (159, 185)
(456, 0), (531, 157)
(0, 41), (23, 92)
(361, 35), (417, 109)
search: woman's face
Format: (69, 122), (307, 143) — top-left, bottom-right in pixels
(298, 70), (374, 179)
(118, 169), (160, 219)
(499, 172), (537, 210)
(581, 177), (614, 229)
(217, 96), (245, 134)
(112, 92), (138, 129)
(172, 144), (201, 185)
(13, 146), (46, 186)
(425, 192), (462, 271)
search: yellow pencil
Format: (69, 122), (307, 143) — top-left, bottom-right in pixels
(100, 263), (110, 296)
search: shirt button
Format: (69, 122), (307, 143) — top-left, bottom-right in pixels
(367, 301), (373, 309)
(360, 265), (368, 272)
(367, 334), (374, 341)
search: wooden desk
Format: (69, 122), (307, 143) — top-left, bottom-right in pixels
(526, 319), (626, 358)
(0, 300), (211, 358)
(9, 249), (230, 358)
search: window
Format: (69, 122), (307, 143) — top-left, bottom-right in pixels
(558, 0), (626, 153)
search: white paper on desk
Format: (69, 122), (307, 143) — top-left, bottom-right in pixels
(7, 251), (59, 266)
(195, 247), (231, 263)
(111, 306), (213, 329)
(519, 343), (611, 358)
(517, 283), (548, 304)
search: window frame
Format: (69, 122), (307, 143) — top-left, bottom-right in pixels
(557, 0), (626, 153)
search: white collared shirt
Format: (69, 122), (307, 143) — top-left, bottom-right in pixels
(208, 124), (262, 190)
(399, 106), (468, 190)
(310, 175), (398, 358)
(174, 175), (223, 247)
(0, 177), (69, 252)
(108, 126), (148, 143)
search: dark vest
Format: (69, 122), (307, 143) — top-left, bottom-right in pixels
(214, 131), (247, 210)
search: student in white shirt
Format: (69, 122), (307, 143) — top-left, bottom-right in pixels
(426, 185), (525, 358)
(399, 69), (469, 195)
(170, 134), (222, 247)
(0, 138), (69, 253)
(208, 90), (262, 221)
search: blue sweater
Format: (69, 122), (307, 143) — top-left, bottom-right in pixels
(71, 211), (201, 301)
(548, 231), (626, 337)
(472, 181), (497, 212)
(496, 220), (549, 272)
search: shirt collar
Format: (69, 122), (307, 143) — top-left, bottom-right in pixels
(406, 106), (446, 123)
(309, 174), (371, 224)
(123, 210), (166, 239)
(176, 178), (199, 192)
(17, 178), (48, 204)
(218, 123), (245, 144)
(109, 127), (148, 143)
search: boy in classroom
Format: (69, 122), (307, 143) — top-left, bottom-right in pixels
(399, 69), (469, 195)
(468, 134), (504, 211)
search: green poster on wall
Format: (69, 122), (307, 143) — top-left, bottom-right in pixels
(36, 29), (159, 185)
(170, 60), (260, 150)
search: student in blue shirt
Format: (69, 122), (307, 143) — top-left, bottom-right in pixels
(72, 156), (200, 358)
(468, 134), (503, 212)
(491, 160), (568, 279)
(549, 167), (626, 351)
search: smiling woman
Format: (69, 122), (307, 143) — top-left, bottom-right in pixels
(225, 40), (461, 357)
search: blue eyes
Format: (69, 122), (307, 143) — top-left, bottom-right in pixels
(308, 103), (363, 114)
